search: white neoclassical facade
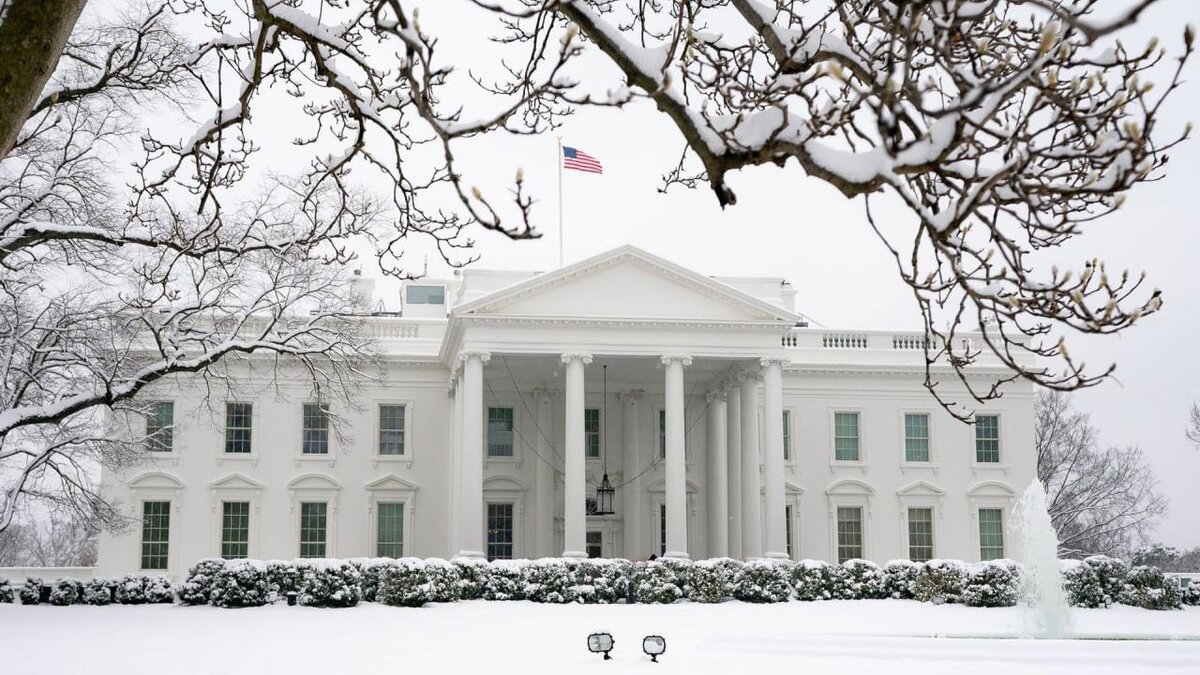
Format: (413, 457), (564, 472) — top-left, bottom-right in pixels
(97, 245), (1035, 577)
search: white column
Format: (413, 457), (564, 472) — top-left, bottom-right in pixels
(620, 390), (644, 559)
(458, 351), (490, 559)
(761, 358), (788, 560)
(448, 373), (463, 556)
(706, 391), (729, 559)
(739, 371), (763, 559)
(726, 384), (743, 559)
(662, 355), (692, 559)
(561, 353), (592, 559)
(534, 388), (557, 558)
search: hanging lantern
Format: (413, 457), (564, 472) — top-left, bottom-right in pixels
(594, 473), (615, 516)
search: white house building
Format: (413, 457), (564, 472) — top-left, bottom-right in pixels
(96, 245), (1035, 578)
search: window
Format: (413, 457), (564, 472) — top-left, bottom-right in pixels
(378, 404), (406, 456)
(486, 503), (514, 560)
(658, 409), (666, 458)
(221, 501), (250, 559)
(487, 407), (514, 457)
(405, 284), (445, 305)
(140, 501), (170, 569)
(975, 415), (1000, 463)
(783, 410), (792, 461)
(584, 408), (601, 458)
(659, 504), (667, 556)
(979, 508), (1005, 560)
(904, 413), (930, 462)
(299, 502), (327, 557)
(586, 531), (602, 559)
(376, 502), (405, 557)
(302, 403), (330, 455)
(834, 412), (860, 461)
(907, 507), (934, 562)
(145, 402), (174, 453)
(836, 506), (863, 563)
(224, 402), (253, 454)
(785, 505), (794, 559)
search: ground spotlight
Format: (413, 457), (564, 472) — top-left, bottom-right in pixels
(587, 632), (615, 660)
(642, 635), (666, 662)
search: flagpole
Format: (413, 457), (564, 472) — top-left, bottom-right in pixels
(556, 136), (564, 268)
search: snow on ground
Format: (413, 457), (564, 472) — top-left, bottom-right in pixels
(2, 600), (1198, 674)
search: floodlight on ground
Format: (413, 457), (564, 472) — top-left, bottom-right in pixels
(587, 632), (615, 660)
(642, 635), (666, 662)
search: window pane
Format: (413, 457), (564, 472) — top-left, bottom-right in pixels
(299, 502), (327, 558)
(659, 504), (667, 556)
(979, 508), (1005, 560)
(224, 402), (253, 454)
(836, 506), (863, 564)
(302, 403), (330, 455)
(405, 285), (445, 305)
(975, 415), (1000, 463)
(834, 412), (859, 461)
(785, 505), (794, 559)
(586, 531), (602, 559)
(907, 507), (934, 563)
(783, 410), (792, 461)
(904, 413), (930, 462)
(140, 501), (170, 570)
(376, 503), (405, 557)
(659, 409), (666, 458)
(145, 402), (174, 453)
(378, 404), (406, 456)
(584, 408), (600, 458)
(486, 503), (514, 560)
(221, 501), (250, 559)
(487, 407), (514, 457)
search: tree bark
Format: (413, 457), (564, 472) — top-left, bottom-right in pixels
(0, 0), (88, 159)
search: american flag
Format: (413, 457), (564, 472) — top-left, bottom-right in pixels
(562, 146), (603, 174)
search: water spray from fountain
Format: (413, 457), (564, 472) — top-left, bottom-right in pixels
(1015, 480), (1072, 638)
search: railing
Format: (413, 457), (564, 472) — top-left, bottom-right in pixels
(822, 333), (869, 349)
(781, 329), (962, 353)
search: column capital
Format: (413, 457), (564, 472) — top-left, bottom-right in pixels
(560, 352), (593, 365)
(619, 389), (645, 403)
(736, 369), (762, 384)
(460, 349), (492, 363)
(660, 355), (693, 367)
(706, 390), (728, 403)
(759, 357), (789, 369)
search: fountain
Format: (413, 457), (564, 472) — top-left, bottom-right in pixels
(1014, 480), (1072, 638)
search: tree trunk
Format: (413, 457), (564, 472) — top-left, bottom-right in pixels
(0, 0), (88, 159)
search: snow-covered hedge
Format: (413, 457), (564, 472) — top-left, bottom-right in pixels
(50, 578), (83, 606)
(377, 558), (433, 607)
(578, 558), (631, 604)
(297, 559), (363, 608)
(521, 558), (580, 604)
(732, 559), (792, 603)
(178, 558), (225, 606)
(114, 575), (174, 605)
(19, 577), (42, 605)
(1119, 565), (1183, 611)
(686, 558), (742, 603)
(833, 559), (887, 600)
(210, 560), (271, 608)
(1063, 555), (1128, 608)
(791, 559), (835, 601)
(962, 560), (1020, 608)
(451, 557), (486, 601)
(0, 578), (12, 603)
(632, 560), (683, 604)
(480, 559), (526, 601)
(913, 559), (969, 603)
(882, 560), (921, 600)
(420, 558), (461, 603)
(1184, 580), (1200, 607)
(82, 578), (112, 606)
(266, 559), (302, 600)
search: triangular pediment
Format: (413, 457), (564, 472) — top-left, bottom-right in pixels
(209, 473), (264, 490)
(896, 480), (945, 497)
(129, 471), (184, 490)
(365, 474), (419, 492)
(456, 246), (797, 324)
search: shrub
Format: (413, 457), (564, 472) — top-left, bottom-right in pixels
(480, 560), (525, 601)
(1183, 579), (1200, 607)
(1062, 560), (1102, 608)
(522, 559), (580, 604)
(451, 557), (485, 601)
(1119, 565), (1183, 611)
(732, 559), (792, 603)
(178, 558), (226, 606)
(50, 578), (83, 606)
(421, 558), (461, 603)
(81, 578), (112, 606)
(114, 575), (174, 604)
(210, 560), (271, 608)
(913, 560), (968, 603)
(19, 577), (42, 605)
(0, 579), (12, 603)
(265, 560), (301, 601)
(657, 557), (692, 595)
(378, 558), (430, 607)
(833, 559), (886, 600)
(632, 560), (683, 604)
(882, 560), (921, 600)
(297, 559), (363, 608)
(962, 560), (1021, 608)
(791, 560), (835, 601)
(577, 559), (631, 604)
(686, 558), (737, 603)
(350, 558), (396, 603)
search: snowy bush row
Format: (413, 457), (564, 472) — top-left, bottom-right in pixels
(0, 575), (174, 606)
(1062, 556), (1187, 611)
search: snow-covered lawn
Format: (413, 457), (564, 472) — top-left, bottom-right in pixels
(3, 601), (1198, 674)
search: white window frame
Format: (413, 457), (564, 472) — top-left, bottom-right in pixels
(825, 479), (874, 563)
(365, 474), (419, 558)
(972, 412), (1006, 469)
(217, 401), (259, 467)
(976, 507), (1007, 561)
(143, 400), (180, 459)
(296, 402), (336, 467)
(485, 405), (519, 464)
(829, 408), (866, 468)
(968, 481), (1017, 562)
(208, 472), (263, 558)
(899, 409), (936, 470)
(287, 473), (341, 557)
(219, 500), (253, 560)
(127, 471), (183, 574)
(373, 400), (415, 468)
(584, 406), (603, 461)
(482, 476), (526, 559)
(783, 407), (797, 466)
(896, 480), (944, 563)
